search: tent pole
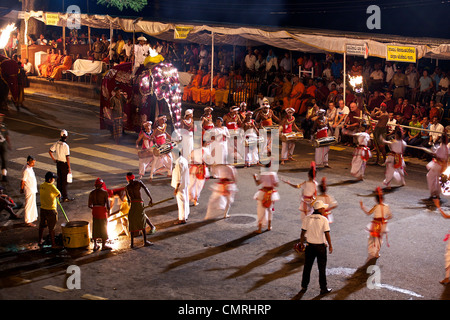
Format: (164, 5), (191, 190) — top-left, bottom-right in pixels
(343, 50), (346, 105)
(210, 31), (214, 106)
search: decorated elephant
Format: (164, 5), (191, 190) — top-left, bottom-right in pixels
(0, 54), (24, 110)
(100, 60), (183, 133)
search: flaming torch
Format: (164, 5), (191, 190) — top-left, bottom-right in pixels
(0, 23), (17, 57)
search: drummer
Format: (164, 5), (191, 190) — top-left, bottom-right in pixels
(223, 106), (243, 164)
(149, 115), (173, 181)
(201, 106), (215, 145)
(312, 109), (331, 168)
(180, 109), (195, 158)
(136, 121), (154, 180)
(280, 107), (301, 165)
(242, 111), (260, 167)
(255, 100), (280, 156)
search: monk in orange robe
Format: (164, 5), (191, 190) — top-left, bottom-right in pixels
(215, 73), (229, 108)
(283, 76), (305, 114)
(50, 51), (73, 81)
(38, 49), (51, 77)
(182, 69), (203, 102)
(199, 72), (217, 104)
(42, 49), (60, 78)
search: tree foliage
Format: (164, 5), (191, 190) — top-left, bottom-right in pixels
(97, 0), (148, 12)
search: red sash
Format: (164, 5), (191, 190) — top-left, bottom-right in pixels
(92, 206), (108, 219)
(316, 127), (328, 139)
(261, 187), (276, 208)
(261, 119), (273, 127)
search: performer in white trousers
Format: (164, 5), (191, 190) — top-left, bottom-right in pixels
(360, 187), (393, 260)
(315, 177), (338, 223)
(205, 165), (237, 220)
(242, 111), (260, 167)
(280, 107), (301, 165)
(209, 117), (230, 166)
(312, 109), (331, 168)
(171, 153), (190, 224)
(283, 162), (318, 221)
(136, 121), (154, 179)
(188, 145), (212, 206)
(435, 200), (450, 285)
(21, 156), (38, 226)
(381, 129), (406, 189)
(350, 126), (372, 180)
(180, 109), (194, 159)
(150, 115), (173, 180)
(253, 169), (280, 233)
(426, 133), (449, 199)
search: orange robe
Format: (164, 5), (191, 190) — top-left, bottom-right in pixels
(42, 53), (60, 77)
(50, 55), (73, 80)
(283, 82), (305, 113)
(182, 72), (202, 102)
(38, 55), (51, 76)
(199, 74), (217, 104)
(215, 77), (229, 106)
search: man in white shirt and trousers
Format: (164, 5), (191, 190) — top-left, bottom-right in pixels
(49, 129), (73, 202)
(21, 155), (38, 227)
(171, 150), (190, 224)
(133, 36), (149, 76)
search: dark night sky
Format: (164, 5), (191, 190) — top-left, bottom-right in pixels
(5, 0), (450, 39)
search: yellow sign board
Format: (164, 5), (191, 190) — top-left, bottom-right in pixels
(45, 13), (59, 26)
(174, 26), (193, 39)
(386, 45), (416, 63)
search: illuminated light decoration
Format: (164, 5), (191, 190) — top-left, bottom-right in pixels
(348, 75), (364, 94)
(0, 23), (16, 49)
(151, 62), (182, 130)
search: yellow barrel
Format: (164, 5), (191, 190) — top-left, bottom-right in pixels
(61, 221), (90, 249)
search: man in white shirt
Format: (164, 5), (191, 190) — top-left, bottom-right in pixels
(133, 36), (149, 74)
(244, 50), (257, 73)
(279, 52), (292, 73)
(333, 99), (349, 142)
(49, 130), (73, 202)
(171, 152), (190, 224)
(429, 116), (445, 147)
(23, 58), (34, 76)
(298, 200), (333, 295)
(21, 156), (38, 226)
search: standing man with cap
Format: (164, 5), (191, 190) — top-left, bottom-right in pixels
(0, 114), (11, 181)
(133, 36), (149, 75)
(21, 156), (38, 227)
(171, 150), (190, 224)
(298, 200), (333, 295)
(49, 129), (73, 202)
(109, 87), (127, 144)
(38, 172), (60, 248)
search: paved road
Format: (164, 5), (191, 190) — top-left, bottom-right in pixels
(0, 93), (449, 302)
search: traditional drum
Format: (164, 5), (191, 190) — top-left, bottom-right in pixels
(281, 131), (304, 142)
(153, 141), (177, 156)
(228, 129), (242, 138)
(263, 125), (280, 132)
(245, 136), (264, 147)
(312, 136), (337, 148)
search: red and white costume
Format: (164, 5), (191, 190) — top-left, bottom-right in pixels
(350, 132), (372, 179)
(383, 138), (406, 188)
(188, 146), (211, 205)
(254, 172), (280, 230)
(150, 122), (173, 179)
(205, 165), (238, 220)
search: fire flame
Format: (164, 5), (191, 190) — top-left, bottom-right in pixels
(348, 75), (363, 88)
(0, 23), (16, 49)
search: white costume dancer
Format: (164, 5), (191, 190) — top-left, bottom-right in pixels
(382, 130), (406, 189)
(205, 165), (237, 220)
(284, 163), (317, 221)
(242, 111), (260, 167)
(188, 146), (212, 206)
(315, 177), (338, 223)
(312, 110), (330, 168)
(280, 108), (301, 165)
(136, 121), (154, 179)
(426, 134), (449, 199)
(351, 131), (372, 180)
(360, 188), (393, 259)
(209, 118), (230, 165)
(435, 201), (450, 285)
(150, 116), (173, 180)
(253, 171), (280, 233)
(180, 109), (194, 159)
(171, 154), (190, 223)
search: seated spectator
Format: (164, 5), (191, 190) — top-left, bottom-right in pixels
(382, 91), (395, 114)
(393, 97), (404, 114)
(413, 101), (427, 121)
(23, 58), (34, 76)
(49, 50), (72, 81)
(429, 115), (445, 147)
(401, 98), (414, 124)
(367, 90), (384, 112)
(342, 102), (361, 146)
(404, 114), (423, 157)
(429, 100), (443, 121)
(36, 34), (48, 45)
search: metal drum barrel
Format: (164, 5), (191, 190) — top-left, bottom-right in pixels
(61, 221), (91, 249)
